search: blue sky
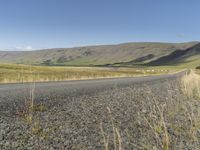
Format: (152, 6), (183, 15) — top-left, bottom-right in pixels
(0, 0), (199, 50)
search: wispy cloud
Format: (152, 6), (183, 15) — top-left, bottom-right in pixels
(15, 46), (34, 51)
(176, 33), (186, 38)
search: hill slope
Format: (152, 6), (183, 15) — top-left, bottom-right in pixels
(148, 43), (200, 67)
(0, 42), (198, 66)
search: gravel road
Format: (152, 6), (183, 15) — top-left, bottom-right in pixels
(0, 72), (185, 107)
(2, 71), (198, 150)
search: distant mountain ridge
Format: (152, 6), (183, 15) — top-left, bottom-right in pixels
(0, 42), (199, 67)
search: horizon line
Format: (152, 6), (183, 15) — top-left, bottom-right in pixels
(1, 40), (199, 52)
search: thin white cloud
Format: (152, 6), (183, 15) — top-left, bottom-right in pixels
(176, 33), (186, 38)
(15, 46), (34, 51)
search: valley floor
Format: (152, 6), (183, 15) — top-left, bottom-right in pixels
(0, 63), (170, 84)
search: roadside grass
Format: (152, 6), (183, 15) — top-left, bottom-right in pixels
(181, 70), (200, 98)
(0, 63), (171, 83)
(142, 70), (200, 149)
(14, 82), (55, 142)
(100, 107), (123, 150)
(98, 70), (200, 149)
(15, 82), (43, 135)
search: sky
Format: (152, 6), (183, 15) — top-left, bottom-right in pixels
(0, 0), (199, 50)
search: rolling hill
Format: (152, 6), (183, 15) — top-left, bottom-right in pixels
(0, 42), (199, 67)
(148, 43), (200, 68)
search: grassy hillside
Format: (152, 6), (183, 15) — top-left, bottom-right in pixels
(148, 43), (200, 68)
(0, 42), (198, 66)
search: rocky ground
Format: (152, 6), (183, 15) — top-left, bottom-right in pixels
(1, 76), (200, 149)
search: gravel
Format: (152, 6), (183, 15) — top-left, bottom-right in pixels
(1, 72), (200, 149)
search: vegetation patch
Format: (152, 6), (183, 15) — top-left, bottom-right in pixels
(0, 63), (170, 83)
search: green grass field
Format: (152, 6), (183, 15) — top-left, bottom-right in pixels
(0, 63), (172, 83)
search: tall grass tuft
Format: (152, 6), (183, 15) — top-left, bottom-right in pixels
(181, 70), (200, 98)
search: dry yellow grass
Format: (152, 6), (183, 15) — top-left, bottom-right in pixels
(181, 70), (200, 98)
(100, 107), (122, 150)
(0, 63), (167, 83)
